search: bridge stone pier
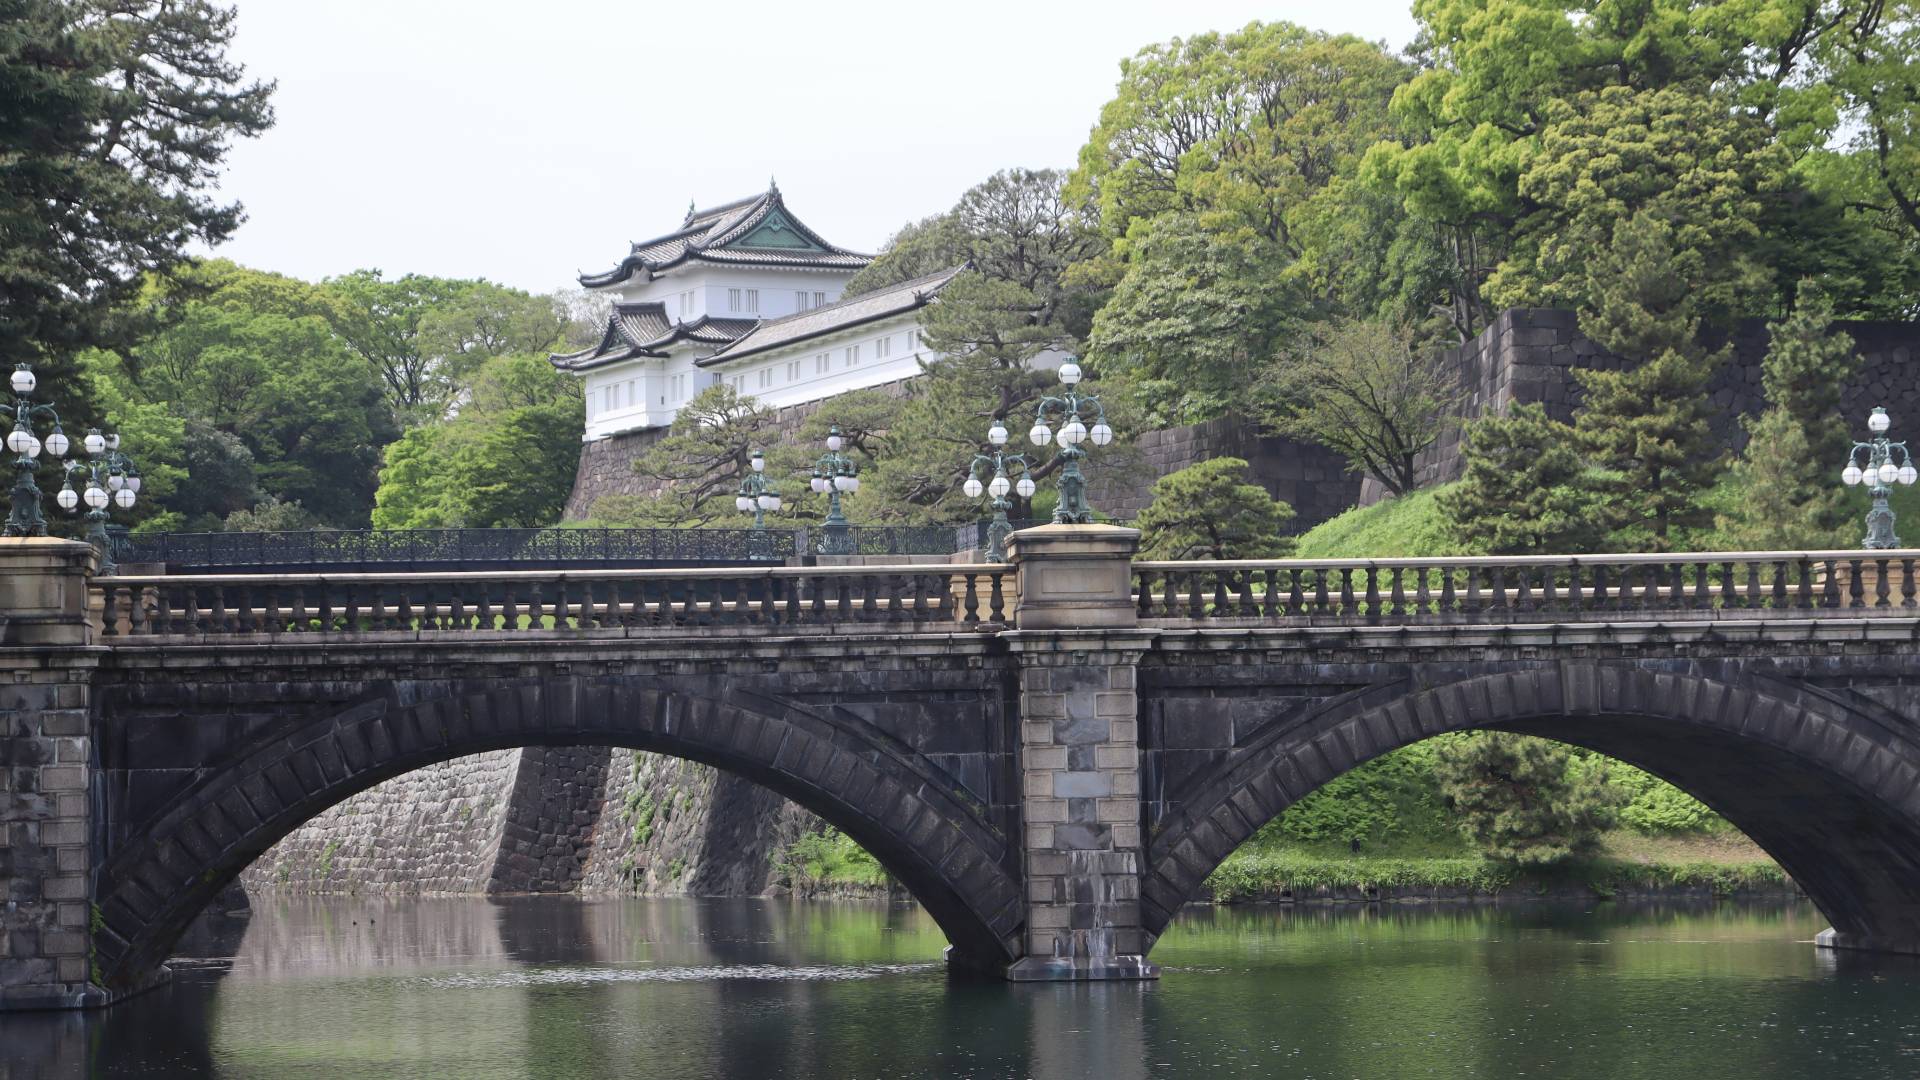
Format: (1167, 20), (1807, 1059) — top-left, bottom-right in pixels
(11, 530), (1920, 1008)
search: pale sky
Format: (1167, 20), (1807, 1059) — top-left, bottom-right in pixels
(211, 1), (1420, 294)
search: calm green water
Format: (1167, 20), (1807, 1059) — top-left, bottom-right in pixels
(6, 896), (1920, 1078)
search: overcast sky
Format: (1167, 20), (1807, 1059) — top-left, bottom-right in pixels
(210, 1), (1419, 294)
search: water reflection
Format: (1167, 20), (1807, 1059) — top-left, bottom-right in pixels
(5, 896), (1920, 1078)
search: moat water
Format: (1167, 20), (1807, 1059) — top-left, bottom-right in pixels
(6, 895), (1920, 1078)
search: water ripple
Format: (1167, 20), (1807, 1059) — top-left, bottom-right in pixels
(417, 961), (938, 989)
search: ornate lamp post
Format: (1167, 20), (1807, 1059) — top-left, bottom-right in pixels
(962, 418), (1034, 561)
(5, 363), (75, 537)
(1840, 406), (1918, 548)
(734, 449), (782, 560)
(808, 424), (859, 555)
(1028, 359), (1114, 524)
(56, 428), (140, 574)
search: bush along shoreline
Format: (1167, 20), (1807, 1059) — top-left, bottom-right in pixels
(1201, 848), (1796, 906)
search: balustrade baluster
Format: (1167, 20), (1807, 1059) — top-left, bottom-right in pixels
(130, 584), (152, 636)
(1563, 562), (1581, 614)
(762, 576), (780, 623)
(1905, 559), (1917, 609)
(1364, 567), (1381, 622)
(1513, 565), (1533, 613)
(1543, 565), (1559, 614)
(1279, 568), (1298, 617)
(784, 577), (802, 624)
(1210, 570), (1229, 617)
(1848, 559), (1864, 608)
(861, 575), (879, 621)
(1793, 560), (1810, 610)
(807, 576), (825, 622)
(836, 576), (853, 621)
(1669, 563), (1687, 610)
(1134, 571), (1152, 618)
(1877, 558), (1892, 608)
(1692, 562), (1712, 610)
(1162, 571), (1180, 619)
(904, 573), (925, 621)
(1489, 565), (1507, 619)
(209, 587), (228, 635)
(1438, 565), (1456, 616)
(987, 571), (1004, 624)
(446, 587), (466, 631)
(1335, 569), (1353, 617)
(961, 573), (980, 625)
(100, 585), (120, 638)
(1721, 562), (1740, 609)
(1462, 565), (1481, 616)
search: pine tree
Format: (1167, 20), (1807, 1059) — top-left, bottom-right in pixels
(1439, 404), (1609, 555)
(1433, 732), (1625, 865)
(1719, 282), (1860, 549)
(1572, 213), (1726, 549)
(1135, 458), (1295, 560)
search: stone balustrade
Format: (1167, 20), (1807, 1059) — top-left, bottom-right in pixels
(1133, 550), (1920, 624)
(96, 564), (1012, 638)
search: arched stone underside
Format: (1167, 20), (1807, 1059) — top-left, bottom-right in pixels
(1142, 663), (1920, 953)
(92, 676), (1022, 990)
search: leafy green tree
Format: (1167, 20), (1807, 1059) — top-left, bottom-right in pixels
(1135, 458), (1294, 560)
(1258, 319), (1462, 496)
(1074, 22), (1413, 413)
(1086, 215), (1298, 425)
(223, 496), (316, 532)
(1433, 732), (1625, 865)
(90, 261), (392, 527)
(369, 354), (581, 529)
(1490, 85), (1782, 325)
(1369, 0), (1920, 331)
(1719, 281), (1860, 549)
(324, 273), (561, 427)
(1440, 405), (1608, 555)
(0, 0), (273, 430)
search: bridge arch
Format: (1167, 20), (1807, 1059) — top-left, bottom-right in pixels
(92, 675), (1022, 991)
(1142, 663), (1920, 954)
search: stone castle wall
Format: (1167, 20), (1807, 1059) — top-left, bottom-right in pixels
(1357, 308), (1920, 504)
(242, 746), (607, 895)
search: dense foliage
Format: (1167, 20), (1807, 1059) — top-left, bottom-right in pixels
(1135, 457), (1295, 559)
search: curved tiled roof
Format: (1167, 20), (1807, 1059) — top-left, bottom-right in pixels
(579, 184), (873, 288)
(549, 303), (757, 371)
(697, 265), (966, 367)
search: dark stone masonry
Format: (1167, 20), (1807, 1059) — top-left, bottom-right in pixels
(241, 305), (1919, 935)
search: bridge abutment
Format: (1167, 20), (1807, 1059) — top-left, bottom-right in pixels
(1002, 525), (1158, 981)
(0, 538), (122, 1009)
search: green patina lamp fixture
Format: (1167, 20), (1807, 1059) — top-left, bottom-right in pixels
(809, 425), (859, 556)
(963, 419), (1035, 562)
(734, 449), (781, 560)
(1028, 359), (1114, 524)
(1840, 407), (1917, 548)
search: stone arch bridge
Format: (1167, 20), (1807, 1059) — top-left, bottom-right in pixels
(7, 528), (1920, 1008)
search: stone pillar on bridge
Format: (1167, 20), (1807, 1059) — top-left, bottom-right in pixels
(1002, 524), (1158, 980)
(0, 538), (110, 1009)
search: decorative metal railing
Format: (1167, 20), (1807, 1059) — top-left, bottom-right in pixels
(110, 524), (1024, 570)
(97, 564), (1013, 638)
(1133, 551), (1920, 623)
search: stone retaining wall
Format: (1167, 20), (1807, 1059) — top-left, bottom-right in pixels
(1358, 308), (1920, 504)
(242, 746), (607, 895)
